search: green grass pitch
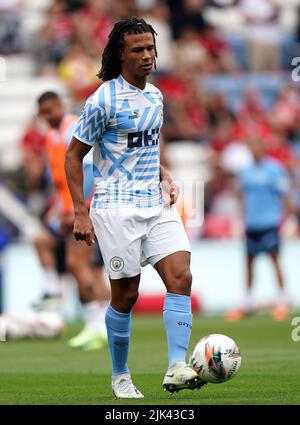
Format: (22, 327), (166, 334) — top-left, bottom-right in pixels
(1, 314), (300, 405)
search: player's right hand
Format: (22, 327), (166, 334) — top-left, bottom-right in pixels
(161, 179), (180, 206)
(73, 213), (95, 246)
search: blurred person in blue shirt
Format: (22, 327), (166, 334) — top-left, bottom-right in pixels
(226, 135), (293, 321)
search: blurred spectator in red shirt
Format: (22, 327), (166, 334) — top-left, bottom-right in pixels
(198, 24), (240, 73)
(158, 74), (209, 142)
(237, 87), (267, 124)
(266, 131), (298, 173)
(15, 117), (50, 215)
(207, 92), (235, 127)
(20, 116), (48, 159)
(210, 116), (238, 153)
(269, 85), (300, 139)
(235, 88), (275, 144)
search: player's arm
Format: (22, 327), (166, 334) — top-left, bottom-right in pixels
(65, 137), (95, 246)
(277, 168), (295, 216)
(278, 175), (298, 234)
(282, 193), (294, 216)
(160, 164), (179, 205)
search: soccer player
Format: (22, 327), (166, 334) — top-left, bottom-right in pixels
(226, 135), (292, 322)
(65, 17), (203, 398)
(36, 91), (110, 350)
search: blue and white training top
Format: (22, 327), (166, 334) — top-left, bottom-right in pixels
(74, 74), (163, 208)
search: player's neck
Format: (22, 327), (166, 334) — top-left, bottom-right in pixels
(120, 72), (147, 90)
(254, 155), (265, 163)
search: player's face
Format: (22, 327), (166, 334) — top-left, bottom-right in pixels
(121, 32), (155, 80)
(38, 99), (64, 128)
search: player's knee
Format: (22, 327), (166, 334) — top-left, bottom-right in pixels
(168, 268), (192, 295)
(33, 232), (50, 248)
(114, 290), (139, 313)
(125, 290), (139, 310)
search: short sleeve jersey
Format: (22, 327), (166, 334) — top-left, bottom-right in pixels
(240, 157), (290, 230)
(74, 74), (163, 208)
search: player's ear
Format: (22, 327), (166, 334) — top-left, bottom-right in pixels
(119, 50), (124, 61)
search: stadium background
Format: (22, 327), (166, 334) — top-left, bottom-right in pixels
(1, 0), (300, 406)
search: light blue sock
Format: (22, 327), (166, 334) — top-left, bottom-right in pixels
(163, 292), (192, 368)
(105, 305), (131, 376)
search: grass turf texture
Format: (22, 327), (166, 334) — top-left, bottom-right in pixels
(0, 314), (299, 405)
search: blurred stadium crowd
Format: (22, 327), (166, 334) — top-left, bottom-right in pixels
(1, 0), (300, 251)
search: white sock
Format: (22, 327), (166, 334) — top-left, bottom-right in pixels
(243, 290), (255, 313)
(169, 362), (186, 370)
(42, 268), (61, 296)
(276, 288), (289, 308)
(81, 300), (108, 333)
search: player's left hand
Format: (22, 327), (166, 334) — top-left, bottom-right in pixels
(161, 180), (180, 206)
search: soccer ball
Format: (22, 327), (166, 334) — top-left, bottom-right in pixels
(0, 312), (65, 340)
(25, 312), (65, 339)
(189, 334), (241, 384)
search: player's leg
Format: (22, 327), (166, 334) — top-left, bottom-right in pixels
(153, 251), (201, 392)
(91, 243), (111, 301)
(244, 252), (256, 310)
(143, 205), (200, 392)
(269, 249), (289, 320)
(225, 253), (256, 322)
(34, 229), (57, 270)
(225, 228), (257, 321)
(269, 250), (284, 289)
(106, 275), (144, 398)
(246, 252), (254, 292)
(244, 229), (257, 313)
(89, 207), (144, 397)
(154, 251), (192, 367)
(32, 229), (62, 310)
(65, 239), (108, 350)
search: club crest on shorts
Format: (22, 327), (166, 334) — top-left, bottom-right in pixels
(110, 256), (124, 272)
